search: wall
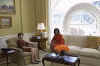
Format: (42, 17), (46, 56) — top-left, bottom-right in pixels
(0, 0), (36, 36)
(21, 0), (36, 33)
(0, 0), (21, 36)
(34, 0), (48, 31)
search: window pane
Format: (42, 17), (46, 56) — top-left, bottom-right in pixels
(71, 11), (96, 25)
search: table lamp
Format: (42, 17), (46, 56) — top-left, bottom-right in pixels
(37, 23), (45, 38)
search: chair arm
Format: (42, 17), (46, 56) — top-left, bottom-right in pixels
(15, 48), (22, 51)
(14, 48), (25, 56)
(12, 48), (25, 66)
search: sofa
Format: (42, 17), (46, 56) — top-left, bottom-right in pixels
(63, 35), (100, 66)
(0, 33), (38, 65)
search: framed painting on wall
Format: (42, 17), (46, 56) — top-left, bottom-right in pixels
(0, 0), (15, 14)
(0, 16), (12, 29)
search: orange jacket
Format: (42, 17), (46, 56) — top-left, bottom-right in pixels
(51, 34), (69, 53)
(51, 34), (65, 47)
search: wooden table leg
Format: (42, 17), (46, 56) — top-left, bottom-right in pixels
(78, 59), (80, 66)
(6, 53), (8, 66)
(42, 58), (45, 66)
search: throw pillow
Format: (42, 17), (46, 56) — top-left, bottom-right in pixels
(0, 38), (7, 49)
(87, 36), (98, 49)
(6, 37), (17, 48)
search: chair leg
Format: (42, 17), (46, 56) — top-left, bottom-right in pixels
(42, 58), (45, 66)
(78, 59), (80, 66)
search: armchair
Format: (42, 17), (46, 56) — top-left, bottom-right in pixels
(6, 37), (38, 65)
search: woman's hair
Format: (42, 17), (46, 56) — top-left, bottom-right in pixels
(18, 33), (24, 37)
(54, 28), (60, 34)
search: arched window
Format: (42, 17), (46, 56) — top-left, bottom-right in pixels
(67, 11), (97, 36)
(63, 3), (100, 36)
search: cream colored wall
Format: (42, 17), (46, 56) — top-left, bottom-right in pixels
(0, 0), (21, 35)
(45, 0), (49, 32)
(35, 0), (48, 31)
(0, 0), (48, 36)
(35, 0), (46, 22)
(0, 0), (36, 36)
(21, 0), (36, 33)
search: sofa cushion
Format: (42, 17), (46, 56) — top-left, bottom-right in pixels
(23, 52), (32, 56)
(64, 35), (88, 48)
(0, 37), (7, 49)
(80, 48), (100, 58)
(68, 46), (81, 55)
(6, 37), (17, 48)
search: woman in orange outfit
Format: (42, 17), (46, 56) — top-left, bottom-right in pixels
(51, 28), (69, 55)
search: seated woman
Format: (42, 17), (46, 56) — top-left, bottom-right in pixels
(51, 28), (70, 56)
(17, 33), (39, 64)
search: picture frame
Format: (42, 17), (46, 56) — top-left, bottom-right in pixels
(0, 0), (15, 14)
(0, 16), (12, 29)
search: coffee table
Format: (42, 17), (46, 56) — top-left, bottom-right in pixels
(42, 53), (80, 66)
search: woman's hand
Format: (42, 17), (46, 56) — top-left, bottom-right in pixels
(25, 41), (33, 47)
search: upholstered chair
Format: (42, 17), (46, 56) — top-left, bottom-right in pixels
(6, 37), (38, 65)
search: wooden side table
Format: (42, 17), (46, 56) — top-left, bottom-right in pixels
(39, 38), (48, 50)
(30, 36), (48, 50)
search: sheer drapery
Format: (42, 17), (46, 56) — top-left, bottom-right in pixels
(49, 0), (70, 40)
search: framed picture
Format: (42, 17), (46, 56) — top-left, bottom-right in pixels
(0, 0), (15, 14)
(0, 16), (12, 29)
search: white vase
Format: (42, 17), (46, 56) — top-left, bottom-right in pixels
(42, 32), (48, 38)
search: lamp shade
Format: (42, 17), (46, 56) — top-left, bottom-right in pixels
(37, 23), (45, 30)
